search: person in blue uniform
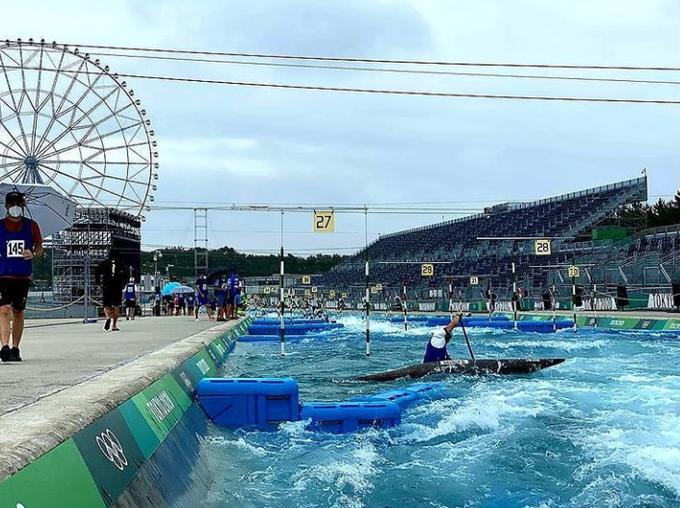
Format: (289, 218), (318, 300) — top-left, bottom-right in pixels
(186, 292), (195, 316)
(0, 191), (43, 362)
(195, 273), (212, 321)
(124, 277), (137, 321)
(423, 314), (462, 364)
(215, 275), (227, 321)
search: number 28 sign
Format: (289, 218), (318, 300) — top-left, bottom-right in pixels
(313, 211), (335, 232)
(534, 239), (552, 256)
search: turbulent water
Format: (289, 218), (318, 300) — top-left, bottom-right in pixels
(201, 314), (680, 508)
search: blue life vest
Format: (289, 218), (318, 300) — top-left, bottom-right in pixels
(124, 283), (136, 301)
(0, 219), (34, 277)
(423, 328), (451, 363)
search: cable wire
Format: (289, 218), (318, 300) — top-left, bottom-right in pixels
(87, 50), (680, 87)
(55, 41), (680, 72)
(5, 64), (680, 104)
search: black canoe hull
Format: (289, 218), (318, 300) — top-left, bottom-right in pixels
(357, 358), (565, 382)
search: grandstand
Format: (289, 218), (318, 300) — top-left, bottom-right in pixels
(321, 176), (679, 306)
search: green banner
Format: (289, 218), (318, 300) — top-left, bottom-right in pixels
(0, 439), (105, 508)
(73, 408), (146, 505)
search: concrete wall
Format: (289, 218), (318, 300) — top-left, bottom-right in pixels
(0, 318), (252, 507)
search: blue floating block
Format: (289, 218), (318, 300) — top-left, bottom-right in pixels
(237, 335), (310, 343)
(300, 401), (401, 434)
(356, 389), (419, 409)
(247, 322), (344, 335)
(404, 382), (447, 401)
(196, 378), (299, 429)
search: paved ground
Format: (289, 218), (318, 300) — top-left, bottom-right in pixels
(0, 316), (227, 416)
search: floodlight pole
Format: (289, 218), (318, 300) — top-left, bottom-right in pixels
(402, 282), (408, 331)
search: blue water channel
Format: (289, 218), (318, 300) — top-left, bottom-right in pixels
(201, 314), (680, 507)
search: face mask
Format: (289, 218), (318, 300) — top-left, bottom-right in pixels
(8, 206), (22, 218)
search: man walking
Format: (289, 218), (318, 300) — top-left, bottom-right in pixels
(0, 191), (43, 362)
(124, 277), (137, 320)
(96, 253), (128, 332)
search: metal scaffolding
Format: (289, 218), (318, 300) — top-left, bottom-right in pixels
(52, 208), (141, 304)
(194, 208), (209, 277)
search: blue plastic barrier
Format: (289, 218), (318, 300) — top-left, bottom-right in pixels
(353, 382), (446, 409)
(248, 322), (344, 335)
(238, 334), (313, 343)
(300, 401), (401, 433)
(196, 378), (300, 429)
(517, 320), (574, 332)
(251, 318), (329, 325)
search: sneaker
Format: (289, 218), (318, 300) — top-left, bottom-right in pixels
(126, 316), (129, 321)
(9, 347), (21, 362)
(103, 318), (112, 332)
(0, 345), (9, 362)
(112, 327), (120, 332)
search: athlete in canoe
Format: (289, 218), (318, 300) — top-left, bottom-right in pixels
(423, 313), (462, 363)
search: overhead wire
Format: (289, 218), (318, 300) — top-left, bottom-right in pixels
(3, 63), (680, 104)
(56, 41), (680, 72)
(86, 50), (680, 87)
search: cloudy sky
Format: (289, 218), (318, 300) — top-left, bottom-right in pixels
(2, 0), (679, 254)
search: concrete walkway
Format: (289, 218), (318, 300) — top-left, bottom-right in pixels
(0, 316), (227, 416)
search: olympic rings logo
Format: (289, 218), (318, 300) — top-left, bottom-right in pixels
(95, 429), (128, 471)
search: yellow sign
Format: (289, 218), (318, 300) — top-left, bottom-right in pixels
(534, 239), (552, 256)
(370, 286), (378, 294)
(421, 264), (434, 277)
(313, 210), (335, 233)
(329, 290), (336, 298)
(311, 286), (318, 293)
(568, 265), (580, 278)
(375, 283), (383, 291)
(301, 275), (311, 285)
(470, 276), (479, 285)
(263, 286), (270, 294)
(341, 292), (348, 299)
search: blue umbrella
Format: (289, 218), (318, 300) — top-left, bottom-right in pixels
(161, 282), (181, 296)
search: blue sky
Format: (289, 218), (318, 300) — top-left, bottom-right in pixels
(2, 0), (679, 254)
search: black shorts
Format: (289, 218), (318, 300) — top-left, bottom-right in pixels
(102, 285), (123, 307)
(0, 278), (31, 311)
(124, 300), (136, 308)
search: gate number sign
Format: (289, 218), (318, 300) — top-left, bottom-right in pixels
(568, 265), (580, 278)
(470, 276), (479, 285)
(421, 264), (434, 277)
(534, 239), (552, 256)
(313, 211), (335, 232)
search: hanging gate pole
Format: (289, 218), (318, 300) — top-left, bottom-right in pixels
(279, 211), (285, 356)
(364, 206), (370, 356)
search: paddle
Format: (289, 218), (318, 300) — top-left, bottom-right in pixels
(458, 316), (476, 360)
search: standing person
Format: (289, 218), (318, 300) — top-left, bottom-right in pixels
(195, 273), (212, 321)
(215, 274), (227, 321)
(96, 253), (128, 332)
(124, 277), (137, 321)
(0, 191), (43, 362)
(186, 292), (195, 317)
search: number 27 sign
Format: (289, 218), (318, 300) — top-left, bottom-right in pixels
(313, 211), (335, 232)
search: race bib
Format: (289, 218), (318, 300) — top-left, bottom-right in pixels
(6, 240), (25, 258)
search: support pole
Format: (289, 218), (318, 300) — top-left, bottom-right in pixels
(571, 253), (578, 333)
(448, 278), (454, 320)
(279, 211), (285, 356)
(592, 283), (598, 328)
(364, 206), (370, 356)
(402, 283), (408, 331)
(551, 284), (557, 332)
(512, 260), (518, 329)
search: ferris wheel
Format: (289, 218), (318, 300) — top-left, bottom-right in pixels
(0, 38), (158, 218)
